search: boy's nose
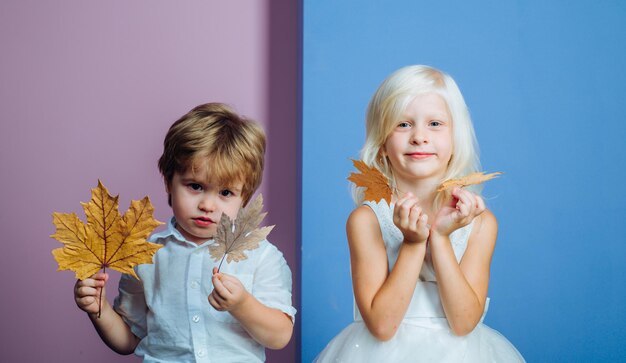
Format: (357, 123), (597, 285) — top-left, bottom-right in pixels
(198, 195), (216, 212)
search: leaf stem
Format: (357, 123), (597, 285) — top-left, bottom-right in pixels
(98, 266), (105, 319)
(216, 254), (226, 273)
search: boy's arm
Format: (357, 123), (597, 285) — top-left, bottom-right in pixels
(75, 273), (140, 354)
(209, 269), (293, 349)
(89, 299), (141, 354)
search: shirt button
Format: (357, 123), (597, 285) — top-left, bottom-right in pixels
(190, 281), (199, 289)
(192, 315), (200, 323)
(197, 349), (206, 357)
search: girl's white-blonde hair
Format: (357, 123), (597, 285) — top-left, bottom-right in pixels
(353, 65), (481, 205)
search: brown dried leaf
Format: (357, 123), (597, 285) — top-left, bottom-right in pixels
(209, 194), (274, 267)
(437, 171), (503, 192)
(51, 180), (163, 280)
(347, 159), (392, 203)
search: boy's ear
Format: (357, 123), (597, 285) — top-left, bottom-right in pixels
(164, 180), (173, 207)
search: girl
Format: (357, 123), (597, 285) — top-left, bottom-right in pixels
(315, 65), (524, 362)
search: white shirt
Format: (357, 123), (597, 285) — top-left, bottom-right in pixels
(113, 217), (296, 363)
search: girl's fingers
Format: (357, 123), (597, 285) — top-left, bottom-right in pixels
(456, 188), (473, 207)
(475, 195), (486, 214)
(408, 205), (421, 227)
(417, 213), (429, 228)
(458, 200), (470, 217)
(455, 189), (477, 217)
(394, 197), (409, 221)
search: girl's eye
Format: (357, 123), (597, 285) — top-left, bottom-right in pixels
(398, 121), (411, 128)
(189, 183), (203, 191)
(429, 120), (442, 127)
(220, 189), (233, 197)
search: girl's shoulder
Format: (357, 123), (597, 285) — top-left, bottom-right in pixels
(465, 208), (498, 253)
(473, 208), (498, 236)
(347, 204), (388, 247)
(347, 203), (380, 229)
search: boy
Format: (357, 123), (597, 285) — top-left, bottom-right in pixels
(74, 103), (296, 362)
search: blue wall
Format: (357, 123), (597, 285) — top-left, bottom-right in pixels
(302, 1), (626, 362)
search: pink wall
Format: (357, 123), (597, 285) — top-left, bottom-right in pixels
(0, 1), (299, 362)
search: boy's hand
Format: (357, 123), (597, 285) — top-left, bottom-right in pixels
(74, 272), (108, 315)
(432, 187), (485, 236)
(393, 192), (430, 244)
(209, 267), (250, 312)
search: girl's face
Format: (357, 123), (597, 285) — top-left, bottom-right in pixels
(168, 165), (244, 244)
(383, 92), (453, 187)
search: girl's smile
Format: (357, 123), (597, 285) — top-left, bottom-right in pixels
(404, 151), (436, 160)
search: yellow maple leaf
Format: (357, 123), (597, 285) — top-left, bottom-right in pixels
(209, 194), (274, 271)
(347, 159), (392, 203)
(51, 180), (163, 280)
(437, 171), (503, 192)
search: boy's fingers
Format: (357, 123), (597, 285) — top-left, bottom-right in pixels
(208, 293), (222, 310)
(78, 296), (96, 305)
(212, 275), (231, 298)
(76, 286), (95, 297)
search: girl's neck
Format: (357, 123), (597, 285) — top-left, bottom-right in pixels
(393, 176), (440, 206)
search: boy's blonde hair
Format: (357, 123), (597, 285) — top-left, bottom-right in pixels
(354, 65), (481, 205)
(158, 103), (266, 205)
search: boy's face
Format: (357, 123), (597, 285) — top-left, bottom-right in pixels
(168, 166), (244, 244)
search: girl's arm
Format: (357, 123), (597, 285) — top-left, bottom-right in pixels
(74, 273), (140, 354)
(429, 188), (497, 336)
(348, 198), (428, 341)
(209, 270), (293, 349)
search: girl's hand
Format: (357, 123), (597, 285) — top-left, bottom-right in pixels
(393, 192), (430, 244)
(209, 267), (250, 312)
(432, 187), (485, 236)
(74, 272), (108, 315)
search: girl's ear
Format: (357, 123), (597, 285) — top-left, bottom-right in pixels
(378, 148), (387, 163)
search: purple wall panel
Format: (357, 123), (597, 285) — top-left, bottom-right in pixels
(0, 1), (299, 362)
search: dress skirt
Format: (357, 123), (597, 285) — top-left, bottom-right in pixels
(314, 318), (525, 363)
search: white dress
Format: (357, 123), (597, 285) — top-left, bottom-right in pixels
(315, 201), (525, 363)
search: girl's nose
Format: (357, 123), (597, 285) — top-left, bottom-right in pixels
(411, 127), (427, 145)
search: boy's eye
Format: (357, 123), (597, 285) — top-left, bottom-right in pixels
(189, 183), (203, 191)
(220, 189), (233, 197)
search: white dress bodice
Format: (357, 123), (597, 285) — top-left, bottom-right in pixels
(354, 200), (474, 321)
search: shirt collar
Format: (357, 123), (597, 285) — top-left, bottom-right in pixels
(150, 217), (215, 248)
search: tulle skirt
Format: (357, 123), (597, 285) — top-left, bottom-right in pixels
(314, 318), (525, 363)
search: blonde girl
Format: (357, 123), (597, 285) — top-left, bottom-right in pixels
(315, 65), (524, 362)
